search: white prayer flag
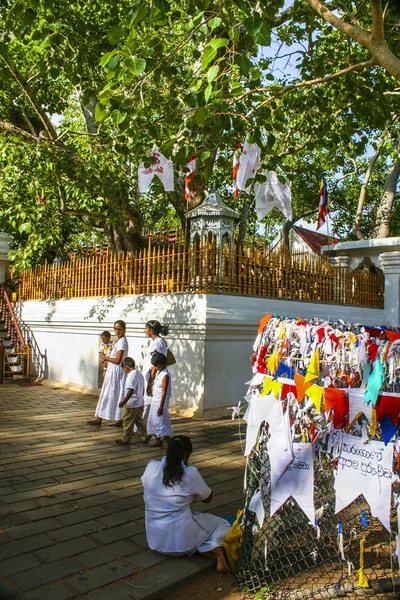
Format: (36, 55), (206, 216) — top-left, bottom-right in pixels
(267, 400), (294, 489)
(270, 443), (315, 524)
(254, 171), (292, 221)
(244, 392), (279, 456)
(138, 145), (174, 193)
(335, 434), (394, 531)
(236, 141), (261, 192)
(349, 389), (372, 424)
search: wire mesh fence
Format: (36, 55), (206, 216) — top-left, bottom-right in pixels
(236, 406), (399, 599)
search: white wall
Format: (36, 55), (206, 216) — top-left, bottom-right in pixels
(20, 293), (386, 418)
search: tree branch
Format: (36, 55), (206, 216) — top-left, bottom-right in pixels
(0, 120), (38, 142)
(245, 59), (376, 116)
(277, 136), (312, 157)
(370, 0), (385, 43)
(281, 209), (318, 248)
(302, 0), (372, 48)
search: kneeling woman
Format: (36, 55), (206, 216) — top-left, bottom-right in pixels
(141, 436), (230, 573)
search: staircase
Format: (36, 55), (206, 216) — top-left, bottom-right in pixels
(0, 285), (30, 383)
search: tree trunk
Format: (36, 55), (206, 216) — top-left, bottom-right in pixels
(237, 197), (251, 247)
(371, 157), (400, 238)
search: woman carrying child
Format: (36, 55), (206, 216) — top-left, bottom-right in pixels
(145, 351), (172, 448)
(141, 436), (230, 574)
(87, 320), (128, 428)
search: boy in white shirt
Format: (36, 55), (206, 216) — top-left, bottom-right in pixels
(115, 357), (147, 446)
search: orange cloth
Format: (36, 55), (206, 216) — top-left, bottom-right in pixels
(294, 373), (313, 403)
(258, 314), (273, 334)
(324, 388), (348, 428)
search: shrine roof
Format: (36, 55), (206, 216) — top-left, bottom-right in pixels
(188, 190), (239, 219)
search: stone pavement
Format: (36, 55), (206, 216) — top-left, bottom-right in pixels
(0, 384), (245, 600)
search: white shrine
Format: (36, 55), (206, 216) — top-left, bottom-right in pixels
(187, 189), (239, 248)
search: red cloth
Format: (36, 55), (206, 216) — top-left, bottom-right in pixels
(367, 342), (379, 363)
(375, 394), (400, 425)
(324, 388), (348, 428)
(385, 330), (400, 343)
(316, 327), (325, 345)
(256, 345), (268, 374)
(281, 382), (297, 400)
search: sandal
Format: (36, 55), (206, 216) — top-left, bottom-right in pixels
(87, 420), (101, 427)
(148, 439), (163, 448)
(115, 439), (130, 446)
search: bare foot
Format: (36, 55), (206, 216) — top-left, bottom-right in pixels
(115, 439), (130, 445)
(110, 421), (123, 427)
(213, 547), (230, 574)
(87, 419), (102, 427)
(149, 439), (163, 448)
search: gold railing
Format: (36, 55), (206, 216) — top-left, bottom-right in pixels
(18, 240), (384, 309)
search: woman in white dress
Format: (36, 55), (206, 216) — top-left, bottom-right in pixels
(142, 320), (169, 422)
(87, 320), (128, 428)
(141, 436), (230, 573)
(146, 351), (173, 448)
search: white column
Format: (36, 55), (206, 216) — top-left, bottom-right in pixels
(379, 251), (400, 327)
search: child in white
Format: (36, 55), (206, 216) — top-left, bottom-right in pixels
(116, 357), (147, 445)
(146, 351), (173, 448)
(143, 320), (169, 423)
(99, 331), (113, 377)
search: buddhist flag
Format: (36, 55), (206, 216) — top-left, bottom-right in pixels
(316, 173), (328, 230)
(184, 156), (196, 200)
(168, 229), (177, 243)
(233, 143), (240, 198)
(304, 350), (320, 384)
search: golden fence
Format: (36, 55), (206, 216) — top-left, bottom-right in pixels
(18, 240), (384, 309)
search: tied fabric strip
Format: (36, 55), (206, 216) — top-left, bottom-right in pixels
(364, 357), (384, 406)
(357, 536), (369, 588)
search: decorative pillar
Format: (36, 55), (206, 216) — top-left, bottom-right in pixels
(379, 251), (400, 327)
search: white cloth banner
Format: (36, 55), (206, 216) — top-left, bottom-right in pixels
(254, 171), (292, 221)
(138, 145), (174, 193)
(236, 141), (260, 192)
(267, 399), (294, 490)
(244, 392), (278, 457)
(349, 389), (372, 424)
(270, 443), (315, 524)
(335, 433), (394, 531)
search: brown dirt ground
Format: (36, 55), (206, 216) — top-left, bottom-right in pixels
(164, 570), (246, 600)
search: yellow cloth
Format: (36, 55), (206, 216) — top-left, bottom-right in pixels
(305, 384), (323, 412)
(262, 377), (272, 396)
(304, 350), (320, 384)
(267, 351), (279, 375)
(357, 536), (369, 588)
(262, 377), (282, 399)
(370, 409), (378, 437)
(223, 509), (244, 572)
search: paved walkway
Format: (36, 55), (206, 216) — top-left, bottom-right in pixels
(0, 385), (245, 600)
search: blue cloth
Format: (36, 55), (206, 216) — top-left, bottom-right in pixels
(380, 414), (397, 446)
(364, 357), (384, 406)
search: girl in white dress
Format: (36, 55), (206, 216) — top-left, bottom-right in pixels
(87, 320), (128, 427)
(146, 352), (173, 448)
(141, 436), (230, 573)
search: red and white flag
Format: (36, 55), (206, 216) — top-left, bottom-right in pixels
(184, 156), (196, 200)
(233, 143), (241, 198)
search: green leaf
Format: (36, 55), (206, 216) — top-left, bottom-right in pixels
(107, 26), (123, 45)
(99, 49), (117, 67)
(108, 54), (120, 69)
(205, 83), (212, 102)
(201, 47), (217, 71)
(208, 37), (229, 50)
(207, 65), (219, 83)
(254, 23), (271, 46)
(197, 106), (208, 126)
(19, 222), (32, 234)
(208, 17), (222, 31)
(40, 36), (52, 49)
(130, 5), (148, 26)
(234, 54), (251, 75)
(94, 104), (108, 122)
(244, 13), (263, 36)
(111, 109), (127, 125)
(125, 56), (146, 75)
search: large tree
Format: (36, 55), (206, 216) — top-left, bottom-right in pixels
(0, 0), (399, 267)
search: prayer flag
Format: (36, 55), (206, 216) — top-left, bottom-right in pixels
(184, 155), (196, 200)
(254, 171), (292, 221)
(305, 384), (323, 412)
(316, 173), (328, 230)
(138, 145), (174, 193)
(168, 230), (177, 243)
(233, 143), (240, 198)
(236, 141), (260, 192)
(304, 350), (320, 384)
